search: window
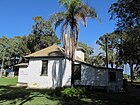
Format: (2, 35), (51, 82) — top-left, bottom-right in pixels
(73, 64), (81, 80)
(109, 72), (116, 82)
(41, 60), (48, 76)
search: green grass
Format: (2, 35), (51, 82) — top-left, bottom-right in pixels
(0, 77), (18, 86)
(0, 86), (139, 105)
(0, 78), (140, 105)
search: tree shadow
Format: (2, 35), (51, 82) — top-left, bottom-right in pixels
(0, 86), (44, 105)
(0, 85), (139, 105)
(0, 86), (30, 100)
(44, 87), (140, 105)
(0, 86), (30, 104)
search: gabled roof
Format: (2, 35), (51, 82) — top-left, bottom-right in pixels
(25, 44), (65, 58)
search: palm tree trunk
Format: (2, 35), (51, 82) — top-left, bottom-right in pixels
(71, 27), (75, 86)
(105, 37), (108, 68)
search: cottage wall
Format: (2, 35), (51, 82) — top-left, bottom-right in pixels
(108, 70), (123, 92)
(18, 67), (28, 83)
(27, 58), (71, 88)
(17, 57), (123, 92)
(75, 64), (108, 87)
(74, 63), (123, 92)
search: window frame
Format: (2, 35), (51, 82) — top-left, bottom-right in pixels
(41, 60), (48, 76)
(109, 71), (117, 82)
(73, 64), (81, 80)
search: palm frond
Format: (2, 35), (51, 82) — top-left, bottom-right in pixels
(80, 3), (97, 19)
(49, 12), (65, 26)
(61, 20), (69, 45)
(54, 19), (64, 30)
(76, 12), (87, 27)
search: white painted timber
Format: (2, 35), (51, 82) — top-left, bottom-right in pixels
(27, 58), (71, 88)
(18, 67), (28, 83)
(75, 64), (108, 86)
(75, 50), (85, 61)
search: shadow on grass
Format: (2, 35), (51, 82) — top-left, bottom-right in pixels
(0, 85), (140, 105)
(0, 86), (29, 100)
(0, 86), (31, 104)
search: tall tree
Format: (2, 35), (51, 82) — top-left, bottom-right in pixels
(96, 33), (121, 68)
(109, 0), (140, 81)
(50, 0), (97, 85)
(0, 37), (11, 71)
(10, 36), (30, 63)
(109, 0), (140, 31)
(117, 28), (140, 81)
(0, 36), (30, 70)
(92, 53), (106, 67)
(28, 16), (60, 53)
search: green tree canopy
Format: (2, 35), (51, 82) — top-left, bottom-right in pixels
(95, 32), (125, 68)
(27, 16), (60, 53)
(109, 0), (140, 31)
(109, 0), (140, 81)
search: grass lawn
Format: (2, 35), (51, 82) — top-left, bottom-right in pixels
(0, 78), (140, 105)
(0, 77), (18, 86)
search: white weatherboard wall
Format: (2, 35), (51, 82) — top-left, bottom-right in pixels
(108, 70), (123, 92)
(75, 63), (123, 92)
(18, 67), (28, 83)
(94, 68), (108, 86)
(75, 64), (108, 86)
(27, 58), (71, 88)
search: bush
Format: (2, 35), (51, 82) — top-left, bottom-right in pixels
(61, 87), (86, 97)
(49, 87), (62, 97)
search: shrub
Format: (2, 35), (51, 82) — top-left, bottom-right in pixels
(49, 87), (62, 97)
(61, 87), (86, 97)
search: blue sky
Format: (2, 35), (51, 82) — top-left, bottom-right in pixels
(0, 0), (117, 46)
(0, 0), (130, 74)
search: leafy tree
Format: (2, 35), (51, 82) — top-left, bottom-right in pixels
(28, 16), (60, 53)
(92, 53), (106, 67)
(109, 0), (140, 81)
(10, 36), (30, 63)
(50, 0), (97, 85)
(96, 33), (122, 68)
(117, 27), (140, 81)
(0, 36), (30, 70)
(0, 37), (11, 70)
(109, 0), (140, 31)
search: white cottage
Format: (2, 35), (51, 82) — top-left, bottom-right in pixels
(17, 44), (123, 92)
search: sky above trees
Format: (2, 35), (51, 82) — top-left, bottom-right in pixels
(0, 0), (117, 46)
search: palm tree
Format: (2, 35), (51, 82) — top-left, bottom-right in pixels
(96, 33), (119, 68)
(50, 0), (97, 85)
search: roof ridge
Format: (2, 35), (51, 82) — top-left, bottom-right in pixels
(25, 44), (65, 58)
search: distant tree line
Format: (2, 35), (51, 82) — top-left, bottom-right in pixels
(0, 16), (60, 70)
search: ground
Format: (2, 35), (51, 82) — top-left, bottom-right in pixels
(0, 77), (140, 105)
